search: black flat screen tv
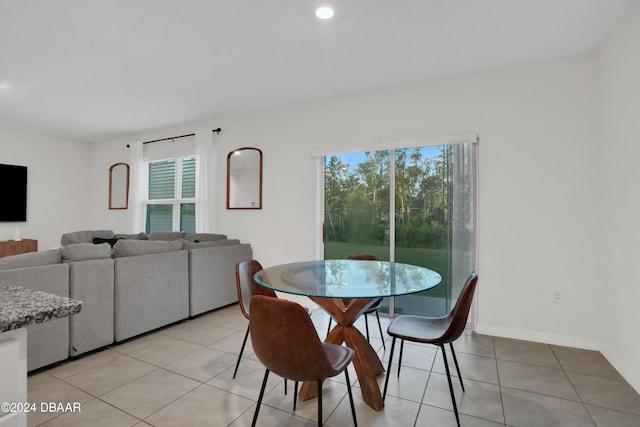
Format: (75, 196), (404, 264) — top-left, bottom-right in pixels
(0, 164), (28, 222)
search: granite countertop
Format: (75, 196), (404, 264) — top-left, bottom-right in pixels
(0, 283), (82, 332)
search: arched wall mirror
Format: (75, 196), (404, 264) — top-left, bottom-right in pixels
(227, 147), (262, 209)
(109, 163), (130, 210)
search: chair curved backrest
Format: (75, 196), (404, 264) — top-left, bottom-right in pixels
(236, 260), (276, 320)
(250, 295), (341, 381)
(441, 272), (478, 343)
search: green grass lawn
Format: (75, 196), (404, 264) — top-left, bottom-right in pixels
(324, 241), (449, 298)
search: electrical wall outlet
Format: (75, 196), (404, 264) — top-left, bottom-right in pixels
(552, 289), (562, 303)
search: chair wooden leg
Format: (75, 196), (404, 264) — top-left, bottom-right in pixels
(375, 311), (386, 349)
(440, 344), (461, 427)
(294, 381), (298, 410)
(397, 339), (405, 377)
(233, 326), (250, 379)
(449, 342), (465, 391)
(364, 314), (370, 342)
(317, 379), (323, 427)
(252, 369), (270, 427)
(383, 337), (397, 401)
(344, 369), (357, 426)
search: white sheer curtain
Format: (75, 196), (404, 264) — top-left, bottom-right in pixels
(195, 129), (215, 232)
(449, 141), (478, 310)
(128, 141), (145, 233)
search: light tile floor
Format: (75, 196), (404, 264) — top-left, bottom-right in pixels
(26, 304), (640, 426)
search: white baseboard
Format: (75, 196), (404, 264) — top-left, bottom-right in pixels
(600, 347), (640, 394)
(475, 323), (600, 350)
(475, 323), (640, 394)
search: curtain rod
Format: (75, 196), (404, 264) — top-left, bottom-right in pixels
(126, 128), (221, 148)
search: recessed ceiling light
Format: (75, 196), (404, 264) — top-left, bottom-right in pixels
(315, 6), (334, 20)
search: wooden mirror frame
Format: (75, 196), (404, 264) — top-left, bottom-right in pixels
(109, 163), (130, 210)
(226, 147), (262, 209)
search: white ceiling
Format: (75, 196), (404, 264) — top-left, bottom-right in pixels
(0, 0), (634, 143)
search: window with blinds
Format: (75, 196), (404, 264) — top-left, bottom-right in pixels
(145, 156), (196, 234)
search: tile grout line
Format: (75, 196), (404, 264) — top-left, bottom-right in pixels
(30, 307), (640, 426)
(550, 343), (598, 426)
(413, 341), (440, 427)
(493, 335), (509, 427)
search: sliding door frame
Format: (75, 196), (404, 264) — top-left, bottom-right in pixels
(314, 134), (479, 325)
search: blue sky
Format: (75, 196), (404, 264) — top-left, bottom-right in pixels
(330, 146), (442, 171)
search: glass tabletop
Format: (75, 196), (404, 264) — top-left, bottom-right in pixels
(254, 259), (442, 298)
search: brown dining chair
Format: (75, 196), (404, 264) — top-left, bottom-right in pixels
(382, 272), (478, 427)
(233, 259), (278, 379)
(326, 254), (386, 349)
(250, 295), (358, 427)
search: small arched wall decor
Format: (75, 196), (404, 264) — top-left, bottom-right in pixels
(109, 163), (130, 210)
(227, 148), (262, 209)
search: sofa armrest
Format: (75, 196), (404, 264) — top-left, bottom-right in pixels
(114, 251), (189, 341)
(68, 258), (115, 356)
(0, 263), (71, 371)
(188, 243), (253, 316)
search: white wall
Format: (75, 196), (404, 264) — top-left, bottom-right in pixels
(0, 11), (633, 393)
(87, 137), (130, 231)
(0, 128), (91, 249)
(598, 3), (640, 391)
(91, 54), (603, 352)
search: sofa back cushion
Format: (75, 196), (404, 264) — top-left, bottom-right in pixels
(92, 237), (121, 247)
(0, 248), (62, 270)
(61, 230), (115, 246)
(112, 239), (183, 257)
(62, 243), (112, 262)
(181, 239), (241, 250)
(182, 233), (227, 242)
(148, 231), (186, 241)
(114, 232), (148, 241)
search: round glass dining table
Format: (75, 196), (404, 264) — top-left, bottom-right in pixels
(254, 259), (442, 411)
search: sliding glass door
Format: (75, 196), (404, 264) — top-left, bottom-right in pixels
(324, 150), (391, 262)
(323, 140), (476, 317)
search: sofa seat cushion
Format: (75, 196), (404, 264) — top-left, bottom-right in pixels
(61, 230), (115, 246)
(112, 239), (183, 257)
(63, 243), (112, 262)
(0, 249), (62, 270)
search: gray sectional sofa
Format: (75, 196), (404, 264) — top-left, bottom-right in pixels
(0, 230), (252, 371)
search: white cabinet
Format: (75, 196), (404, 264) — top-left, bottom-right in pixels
(0, 328), (27, 427)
